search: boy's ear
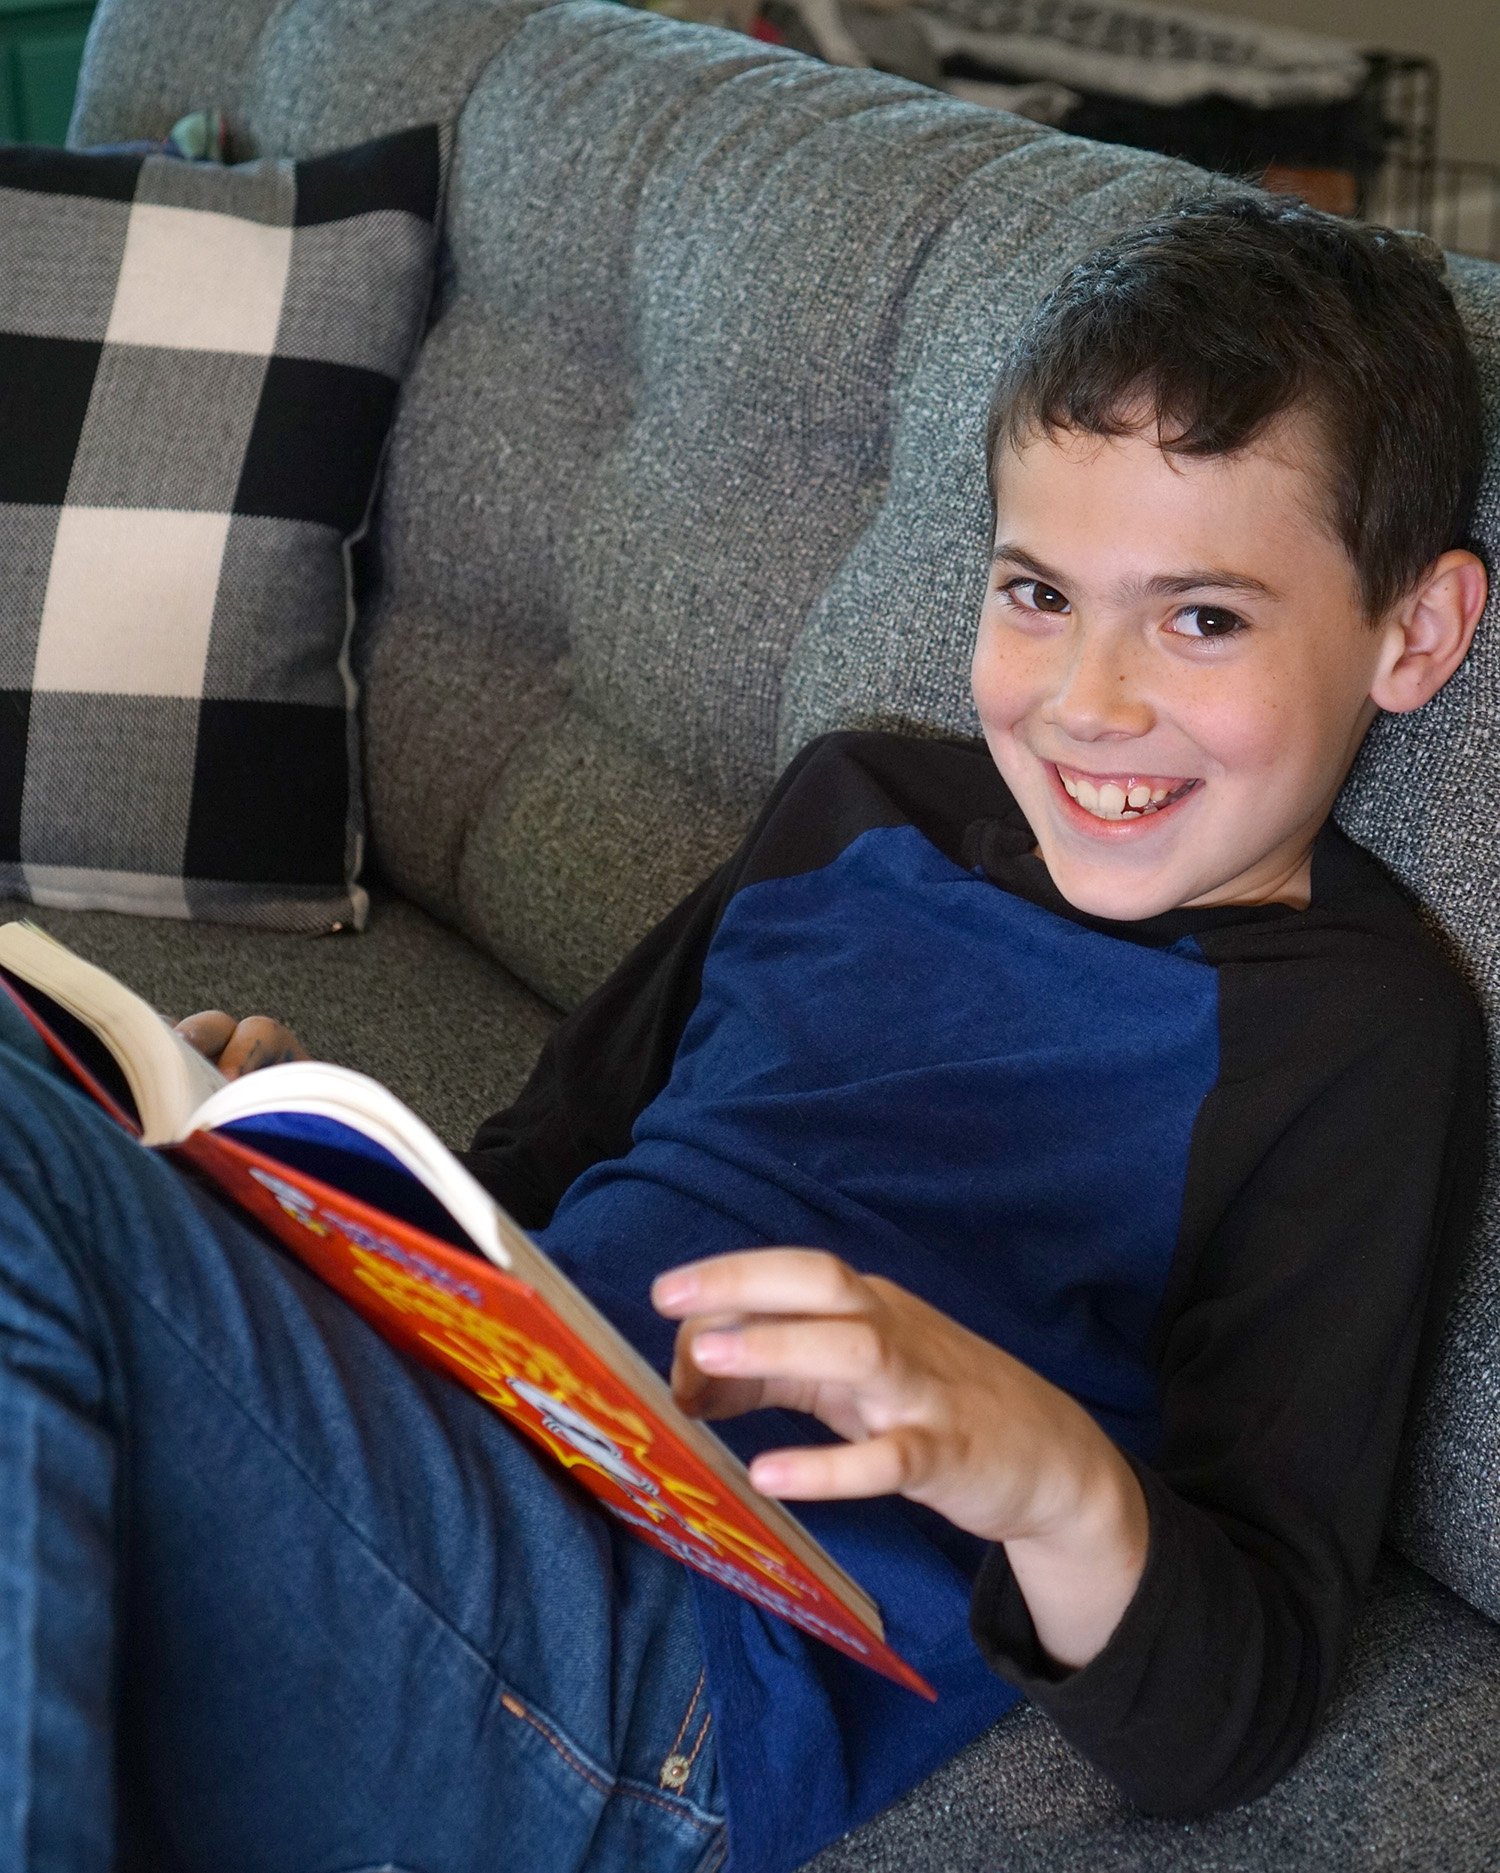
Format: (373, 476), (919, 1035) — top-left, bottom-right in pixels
(1370, 549), (1489, 715)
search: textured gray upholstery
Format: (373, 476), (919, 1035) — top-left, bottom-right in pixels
(0, 889), (557, 1146)
(813, 1556), (1500, 1872)
(61, 0), (1500, 1862)
(1349, 257), (1500, 1625)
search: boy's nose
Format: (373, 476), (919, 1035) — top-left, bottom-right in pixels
(1042, 634), (1155, 744)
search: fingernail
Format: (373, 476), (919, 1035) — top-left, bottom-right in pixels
(750, 1458), (786, 1492)
(692, 1332), (736, 1369)
(653, 1271), (697, 1310)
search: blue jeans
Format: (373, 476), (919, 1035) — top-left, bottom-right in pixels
(0, 998), (725, 1873)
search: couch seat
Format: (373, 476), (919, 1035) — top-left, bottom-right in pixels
(0, 887), (559, 1148)
(810, 1553), (1500, 1871)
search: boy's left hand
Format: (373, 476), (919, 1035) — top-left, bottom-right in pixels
(652, 1247), (1121, 1550)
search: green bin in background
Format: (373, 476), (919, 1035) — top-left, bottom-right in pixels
(0, 0), (96, 144)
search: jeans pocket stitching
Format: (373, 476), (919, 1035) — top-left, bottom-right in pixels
(499, 1686), (721, 1833)
(499, 1689), (612, 1797)
(658, 1666), (707, 1789)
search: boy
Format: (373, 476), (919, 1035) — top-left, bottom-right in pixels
(0, 192), (1488, 1873)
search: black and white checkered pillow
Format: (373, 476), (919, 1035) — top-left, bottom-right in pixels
(0, 125), (440, 930)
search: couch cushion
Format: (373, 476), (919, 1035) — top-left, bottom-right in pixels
(0, 888), (557, 1148)
(363, 7), (1222, 1003)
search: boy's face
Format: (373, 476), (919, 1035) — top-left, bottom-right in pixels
(972, 420), (1396, 921)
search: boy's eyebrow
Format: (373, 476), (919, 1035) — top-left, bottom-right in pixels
(990, 542), (1282, 603)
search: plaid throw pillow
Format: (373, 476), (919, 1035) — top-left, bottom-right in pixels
(0, 125), (440, 930)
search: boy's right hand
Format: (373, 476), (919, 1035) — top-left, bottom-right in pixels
(175, 1011), (309, 1079)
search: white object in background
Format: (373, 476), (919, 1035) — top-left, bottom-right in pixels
(787, 0), (873, 67)
(945, 76), (1081, 124)
(913, 0), (1369, 110)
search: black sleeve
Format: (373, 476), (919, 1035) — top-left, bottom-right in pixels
(459, 737), (834, 1226)
(968, 957), (1487, 1816)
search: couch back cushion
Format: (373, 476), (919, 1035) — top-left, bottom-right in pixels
(75, 0), (1500, 1621)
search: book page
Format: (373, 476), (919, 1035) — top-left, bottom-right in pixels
(190, 1062), (512, 1267)
(0, 921), (225, 1139)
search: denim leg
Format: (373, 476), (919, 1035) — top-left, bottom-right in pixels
(0, 1002), (724, 1873)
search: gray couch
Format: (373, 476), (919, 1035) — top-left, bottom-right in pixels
(17, 0), (1500, 1863)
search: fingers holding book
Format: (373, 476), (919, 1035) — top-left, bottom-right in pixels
(175, 1011), (309, 1079)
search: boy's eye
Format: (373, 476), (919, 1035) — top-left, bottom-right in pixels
(1171, 605), (1246, 640)
(1002, 577), (1071, 614)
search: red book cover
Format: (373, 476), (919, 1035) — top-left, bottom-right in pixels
(0, 964), (934, 1700)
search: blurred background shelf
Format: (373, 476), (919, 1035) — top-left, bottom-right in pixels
(1362, 54), (1500, 264)
(672, 0), (1500, 261)
(11, 0), (1500, 261)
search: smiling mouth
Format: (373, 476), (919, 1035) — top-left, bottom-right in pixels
(1054, 763), (1200, 822)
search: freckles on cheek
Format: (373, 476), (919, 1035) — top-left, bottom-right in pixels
(972, 629), (1038, 730)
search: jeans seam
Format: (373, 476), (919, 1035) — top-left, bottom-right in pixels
(85, 1230), (505, 1688)
(499, 1690), (723, 1835)
(680, 1709), (712, 1775)
(0, 1150), (131, 1403)
(106, 1228), (732, 1837)
(696, 1831), (730, 1873)
(664, 1668), (705, 1762)
(499, 1691), (612, 1797)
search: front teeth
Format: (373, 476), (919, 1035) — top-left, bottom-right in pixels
(1060, 769), (1184, 820)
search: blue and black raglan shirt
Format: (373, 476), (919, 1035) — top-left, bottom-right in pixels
(461, 731), (1485, 1873)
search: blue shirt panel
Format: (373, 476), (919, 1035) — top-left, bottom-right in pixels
(535, 825), (1221, 1872)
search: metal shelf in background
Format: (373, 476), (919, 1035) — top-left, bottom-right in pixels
(1360, 53), (1500, 263)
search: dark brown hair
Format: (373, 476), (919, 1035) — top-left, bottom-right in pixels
(986, 191), (1484, 619)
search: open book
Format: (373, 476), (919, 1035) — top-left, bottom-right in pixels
(0, 919), (932, 1699)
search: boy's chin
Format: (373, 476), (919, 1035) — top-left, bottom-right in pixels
(1035, 829), (1315, 918)
(1036, 849), (1205, 924)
